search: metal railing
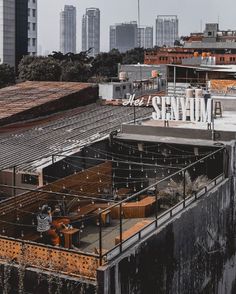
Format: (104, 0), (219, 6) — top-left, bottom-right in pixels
(97, 146), (227, 265)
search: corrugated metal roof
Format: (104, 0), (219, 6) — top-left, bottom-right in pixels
(0, 104), (152, 174)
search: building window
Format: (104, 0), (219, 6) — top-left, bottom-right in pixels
(28, 38), (30, 46)
(32, 38), (36, 46)
(28, 22), (30, 30)
(28, 8), (30, 17)
(115, 87), (121, 92)
(33, 23), (36, 31)
(32, 9), (36, 17)
(21, 174), (39, 186)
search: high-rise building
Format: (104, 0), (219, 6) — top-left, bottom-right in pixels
(0, 0), (15, 67)
(60, 5), (76, 54)
(0, 0), (28, 67)
(156, 15), (179, 47)
(28, 0), (37, 56)
(82, 8), (100, 56)
(110, 22), (138, 53)
(138, 26), (153, 49)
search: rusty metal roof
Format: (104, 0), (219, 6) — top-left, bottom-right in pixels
(0, 81), (94, 122)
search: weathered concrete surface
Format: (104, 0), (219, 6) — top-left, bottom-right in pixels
(0, 262), (96, 294)
(97, 178), (236, 294)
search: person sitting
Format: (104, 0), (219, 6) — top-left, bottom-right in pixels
(37, 205), (53, 244)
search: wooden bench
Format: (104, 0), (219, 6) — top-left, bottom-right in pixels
(115, 220), (151, 245)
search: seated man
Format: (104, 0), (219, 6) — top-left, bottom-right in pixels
(37, 205), (59, 246)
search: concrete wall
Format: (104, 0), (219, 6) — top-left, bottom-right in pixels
(0, 262), (96, 294)
(97, 177), (236, 294)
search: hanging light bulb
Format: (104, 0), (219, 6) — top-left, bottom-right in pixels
(21, 231), (24, 238)
(98, 187), (101, 193)
(78, 207), (81, 212)
(62, 165), (66, 170)
(133, 186), (136, 192)
(168, 169), (170, 174)
(193, 167), (196, 172)
(99, 178), (102, 183)
(141, 166), (144, 172)
(32, 219), (35, 226)
(80, 187), (83, 192)
(96, 219), (100, 226)
(152, 156), (154, 161)
(86, 174), (89, 180)
(16, 216), (20, 222)
(40, 232), (43, 238)
(176, 159), (179, 164)
(63, 184), (66, 190)
(91, 201), (95, 205)
(97, 171), (100, 175)
(145, 173), (148, 178)
(154, 169), (157, 174)
(141, 182), (144, 188)
(164, 158), (166, 163)
(67, 164), (70, 168)
(129, 165), (131, 170)
(126, 181), (129, 188)
(169, 150), (171, 154)
(97, 153), (100, 158)
(155, 161), (157, 166)
(116, 162), (119, 167)
(81, 222), (85, 229)
(19, 204), (22, 208)
(2, 228), (5, 234)
(74, 170), (77, 175)
(77, 198), (80, 202)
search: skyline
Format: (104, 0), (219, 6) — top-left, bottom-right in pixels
(38, 0), (234, 54)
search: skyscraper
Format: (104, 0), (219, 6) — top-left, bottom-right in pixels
(110, 22), (138, 53)
(156, 15), (179, 47)
(60, 5), (76, 54)
(138, 26), (153, 49)
(82, 8), (100, 56)
(0, 0), (28, 67)
(28, 0), (37, 56)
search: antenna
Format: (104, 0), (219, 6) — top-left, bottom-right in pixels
(138, 0), (140, 27)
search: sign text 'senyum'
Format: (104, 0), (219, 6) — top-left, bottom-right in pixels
(122, 94), (212, 123)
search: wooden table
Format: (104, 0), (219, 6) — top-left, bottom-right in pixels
(61, 228), (80, 249)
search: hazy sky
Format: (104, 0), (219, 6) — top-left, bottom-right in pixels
(38, 0), (235, 54)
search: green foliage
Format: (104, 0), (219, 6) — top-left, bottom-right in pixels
(18, 47), (146, 82)
(122, 47), (144, 64)
(0, 64), (15, 88)
(18, 56), (61, 81)
(92, 49), (123, 78)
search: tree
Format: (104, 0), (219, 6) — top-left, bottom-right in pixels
(18, 56), (61, 81)
(92, 49), (123, 78)
(122, 47), (144, 64)
(0, 64), (15, 88)
(61, 61), (92, 82)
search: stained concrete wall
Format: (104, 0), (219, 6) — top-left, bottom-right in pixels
(0, 262), (96, 294)
(97, 176), (236, 294)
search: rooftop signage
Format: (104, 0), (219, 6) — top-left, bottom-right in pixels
(123, 94), (212, 123)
